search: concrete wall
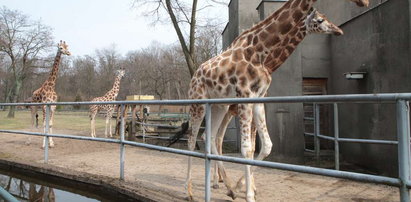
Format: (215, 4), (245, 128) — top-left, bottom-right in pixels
(222, 0), (239, 49)
(238, 0), (261, 33)
(222, 0), (261, 50)
(221, 0), (411, 174)
(328, 0), (410, 176)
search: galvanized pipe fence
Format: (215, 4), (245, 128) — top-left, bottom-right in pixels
(0, 93), (410, 202)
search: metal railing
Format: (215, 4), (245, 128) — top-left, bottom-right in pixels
(0, 93), (410, 202)
(304, 103), (399, 170)
(0, 186), (19, 202)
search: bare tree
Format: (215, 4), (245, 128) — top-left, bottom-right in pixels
(195, 22), (223, 65)
(0, 6), (53, 117)
(133, 0), (227, 77)
(95, 45), (122, 96)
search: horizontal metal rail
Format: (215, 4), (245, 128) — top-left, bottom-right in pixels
(0, 186), (19, 202)
(0, 128), (405, 188)
(0, 130), (204, 159)
(207, 154), (401, 187)
(304, 132), (398, 145)
(0, 130), (411, 187)
(1, 93), (411, 106)
(1, 93), (410, 201)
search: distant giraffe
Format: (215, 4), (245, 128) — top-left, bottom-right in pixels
(26, 41), (71, 148)
(90, 69), (125, 138)
(184, 0), (369, 200)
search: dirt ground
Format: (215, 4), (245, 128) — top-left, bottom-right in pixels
(0, 127), (401, 202)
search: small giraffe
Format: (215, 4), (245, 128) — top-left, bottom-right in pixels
(26, 41), (71, 148)
(185, 0), (368, 200)
(90, 69), (125, 138)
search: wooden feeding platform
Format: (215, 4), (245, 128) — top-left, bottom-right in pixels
(113, 95), (189, 146)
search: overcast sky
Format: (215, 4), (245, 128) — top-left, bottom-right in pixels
(0, 0), (228, 57)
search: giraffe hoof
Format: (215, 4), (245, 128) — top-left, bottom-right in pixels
(212, 184), (219, 189)
(185, 195), (194, 201)
(227, 190), (237, 200)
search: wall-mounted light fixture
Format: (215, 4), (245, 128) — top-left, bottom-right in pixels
(344, 72), (367, 80)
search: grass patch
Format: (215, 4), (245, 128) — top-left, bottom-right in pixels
(0, 110), (107, 132)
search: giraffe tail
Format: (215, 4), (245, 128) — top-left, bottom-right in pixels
(167, 121), (189, 147)
(35, 113), (39, 128)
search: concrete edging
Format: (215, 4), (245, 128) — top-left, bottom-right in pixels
(0, 159), (183, 202)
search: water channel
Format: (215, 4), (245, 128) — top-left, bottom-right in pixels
(0, 167), (136, 202)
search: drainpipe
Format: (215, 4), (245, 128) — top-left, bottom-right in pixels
(409, 0), (411, 68)
(0, 186), (19, 202)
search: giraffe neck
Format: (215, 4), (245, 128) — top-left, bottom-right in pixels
(104, 74), (122, 100)
(262, 14), (310, 73)
(43, 50), (62, 89)
(229, 0), (317, 74)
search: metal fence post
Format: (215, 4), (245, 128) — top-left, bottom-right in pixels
(44, 105), (50, 164)
(120, 104), (125, 180)
(314, 104), (320, 163)
(396, 100), (411, 202)
(334, 103), (340, 170)
(205, 103), (212, 202)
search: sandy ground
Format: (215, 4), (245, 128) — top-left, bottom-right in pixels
(0, 128), (401, 202)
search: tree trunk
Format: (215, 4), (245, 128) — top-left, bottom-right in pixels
(165, 0), (197, 77)
(175, 81), (181, 99)
(7, 78), (22, 118)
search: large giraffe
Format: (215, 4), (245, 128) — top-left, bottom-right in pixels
(90, 69), (125, 138)
(26, 41), (71, 148)
(185, 0), (369, 201)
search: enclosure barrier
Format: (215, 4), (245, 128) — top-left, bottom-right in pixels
(0, 93), (411, 202)
(0, 186), (19, 202)
(304, 103), (399, 170)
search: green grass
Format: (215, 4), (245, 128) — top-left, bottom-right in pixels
(0, 110), (107, 132)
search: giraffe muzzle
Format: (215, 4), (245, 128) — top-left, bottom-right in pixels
(356, 0), (369, 7)
(334, 29), (344, 36)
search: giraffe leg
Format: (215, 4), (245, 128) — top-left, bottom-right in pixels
(207, 105), (238, 199)
(237, 103), (256, 202)
(107, 107), (114, 138)
(42, 105), (56, 148)
(213, 111), (234, 189)
(48, 105), (56, 147)
(30, 106), (38, 128)
(235, 123), (258, 193)
(236, 104), (272, 197)
(104, 114), (110, 138)
(186, 104), (205, 201)
(90, 106), (97, 138)
(26, 106), (38, 145)
(41, 106), (46, 149)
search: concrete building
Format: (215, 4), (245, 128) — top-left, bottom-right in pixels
(221, 0), (410, 176)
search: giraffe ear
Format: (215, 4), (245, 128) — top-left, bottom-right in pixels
(307, 8), (317, 23)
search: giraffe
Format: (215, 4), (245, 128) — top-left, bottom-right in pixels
(26, 41), (71, 148)
(90, 69), (125, 138)
(185, 0), (369, 201)
(210, 8), (344, 196)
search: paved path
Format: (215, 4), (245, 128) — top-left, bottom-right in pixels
(0, 131), (400, 201)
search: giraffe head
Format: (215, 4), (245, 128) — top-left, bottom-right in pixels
(57, 40), (71, 56)
(351, 0), (369, 7)
(116, 69), (125, 78)
(306, 9), (344, 36)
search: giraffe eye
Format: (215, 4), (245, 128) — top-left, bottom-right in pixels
(317, 19), (324, 24)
